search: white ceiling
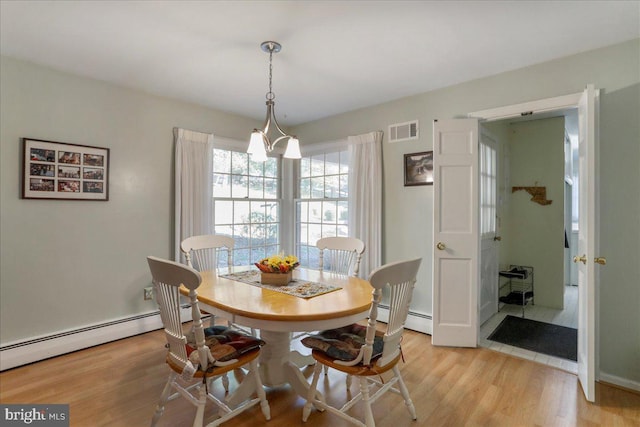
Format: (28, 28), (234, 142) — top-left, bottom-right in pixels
(1, 1), (638, 126)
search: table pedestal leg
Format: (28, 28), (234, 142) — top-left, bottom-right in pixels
(226, 330), (322, 406)
(258, 330), (296, 386)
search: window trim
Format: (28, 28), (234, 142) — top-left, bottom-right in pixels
(299, 138), (350, 158)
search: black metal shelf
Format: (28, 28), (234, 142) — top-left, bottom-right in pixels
(498, 265), (534, 317)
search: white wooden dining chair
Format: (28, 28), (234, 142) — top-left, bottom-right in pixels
(147, 256), (270, 427)
(312, 236), (366, 376)
(181, 235), (255, 332)
(301, 257), (422, 427)
(294, 238), (365, 353)
(317, 236), (365, 277)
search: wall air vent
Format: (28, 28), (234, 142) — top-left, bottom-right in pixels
(388, 120), (419, 143)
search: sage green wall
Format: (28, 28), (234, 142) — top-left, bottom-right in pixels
(291, 39), (640, 383)
(506, 117), (565, 309)
(0, 56), (260, 343)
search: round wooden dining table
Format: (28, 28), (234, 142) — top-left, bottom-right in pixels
(183, 267), (372, 403)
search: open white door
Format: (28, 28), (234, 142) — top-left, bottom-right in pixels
(432, 118), (479, 347)
(479, 130), (499, 325)
(575, 84), (599, 402)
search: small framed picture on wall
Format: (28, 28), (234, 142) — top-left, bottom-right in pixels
(404, 151), (433, 186)
(22, 138), (110, 200)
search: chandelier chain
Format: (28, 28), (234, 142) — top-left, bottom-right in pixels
(267, 47), (274, 101)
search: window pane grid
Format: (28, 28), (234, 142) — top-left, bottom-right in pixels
(295, 150), (349, 268)
(213, 148), (280, 267)
(480, 143), (497, 236)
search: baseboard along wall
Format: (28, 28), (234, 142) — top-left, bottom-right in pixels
(0, 307), (190, 371)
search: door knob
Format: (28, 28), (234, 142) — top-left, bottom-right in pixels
(573, 255), (587, 264)
(436, 242), (446, 250)
(594, 257), (607, 265)
(494, 236), (502, 241)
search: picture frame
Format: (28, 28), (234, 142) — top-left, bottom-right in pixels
(22, 138), (110, 200)
(404, 151), (433, 186)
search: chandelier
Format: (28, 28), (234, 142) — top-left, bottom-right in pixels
(247, 41), (301, 161)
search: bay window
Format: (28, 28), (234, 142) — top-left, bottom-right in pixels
(212, 144), (350, 269)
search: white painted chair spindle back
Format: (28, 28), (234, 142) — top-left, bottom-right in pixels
(181, 234), (256, 337)
(317, 237), (365, 277)
(371, 257), (421, 367)
(335, 257), (422, 368)
(147, 256), (206, 372)
(181, 234), (234, 273)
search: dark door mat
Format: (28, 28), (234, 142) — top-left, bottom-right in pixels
(488, 315), (577, 361)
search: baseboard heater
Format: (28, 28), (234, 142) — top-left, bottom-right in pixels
(0, 305), (191, 371)
(377, 304), (432, 335)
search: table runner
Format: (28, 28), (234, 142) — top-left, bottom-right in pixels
(220, 270), (342, 298)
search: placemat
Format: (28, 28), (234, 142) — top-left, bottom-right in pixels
(220, 270), (341, 299)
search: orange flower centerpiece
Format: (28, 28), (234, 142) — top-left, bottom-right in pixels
(254, 254), (299, 285)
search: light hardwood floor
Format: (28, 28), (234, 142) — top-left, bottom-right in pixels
(1, 323), (639, 427)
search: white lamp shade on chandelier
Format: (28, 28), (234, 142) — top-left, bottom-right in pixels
(247, 41), (301, 161)
(283, 137), (301, 158)
(247, 132), (268, 161)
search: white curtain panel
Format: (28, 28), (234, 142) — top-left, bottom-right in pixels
(174, 128), (214, 262)
(348, 131), (383, 278)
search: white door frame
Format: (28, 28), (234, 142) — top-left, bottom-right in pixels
(469, 92), (583, 122)
(468, 87), (599, 402)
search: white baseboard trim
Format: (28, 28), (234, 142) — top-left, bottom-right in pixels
(0, 307), (191, 371)
(599, 372), (640, 393)
(378, 305), (433, 335)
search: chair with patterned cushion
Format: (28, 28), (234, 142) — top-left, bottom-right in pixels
(147, 256), (270, 427)
(317, 236), (365, 277)
(311, 236), (365, 376)
(301, 257), (422, 427)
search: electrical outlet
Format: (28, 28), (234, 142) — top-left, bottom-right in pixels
(144, 286), (154, 300)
